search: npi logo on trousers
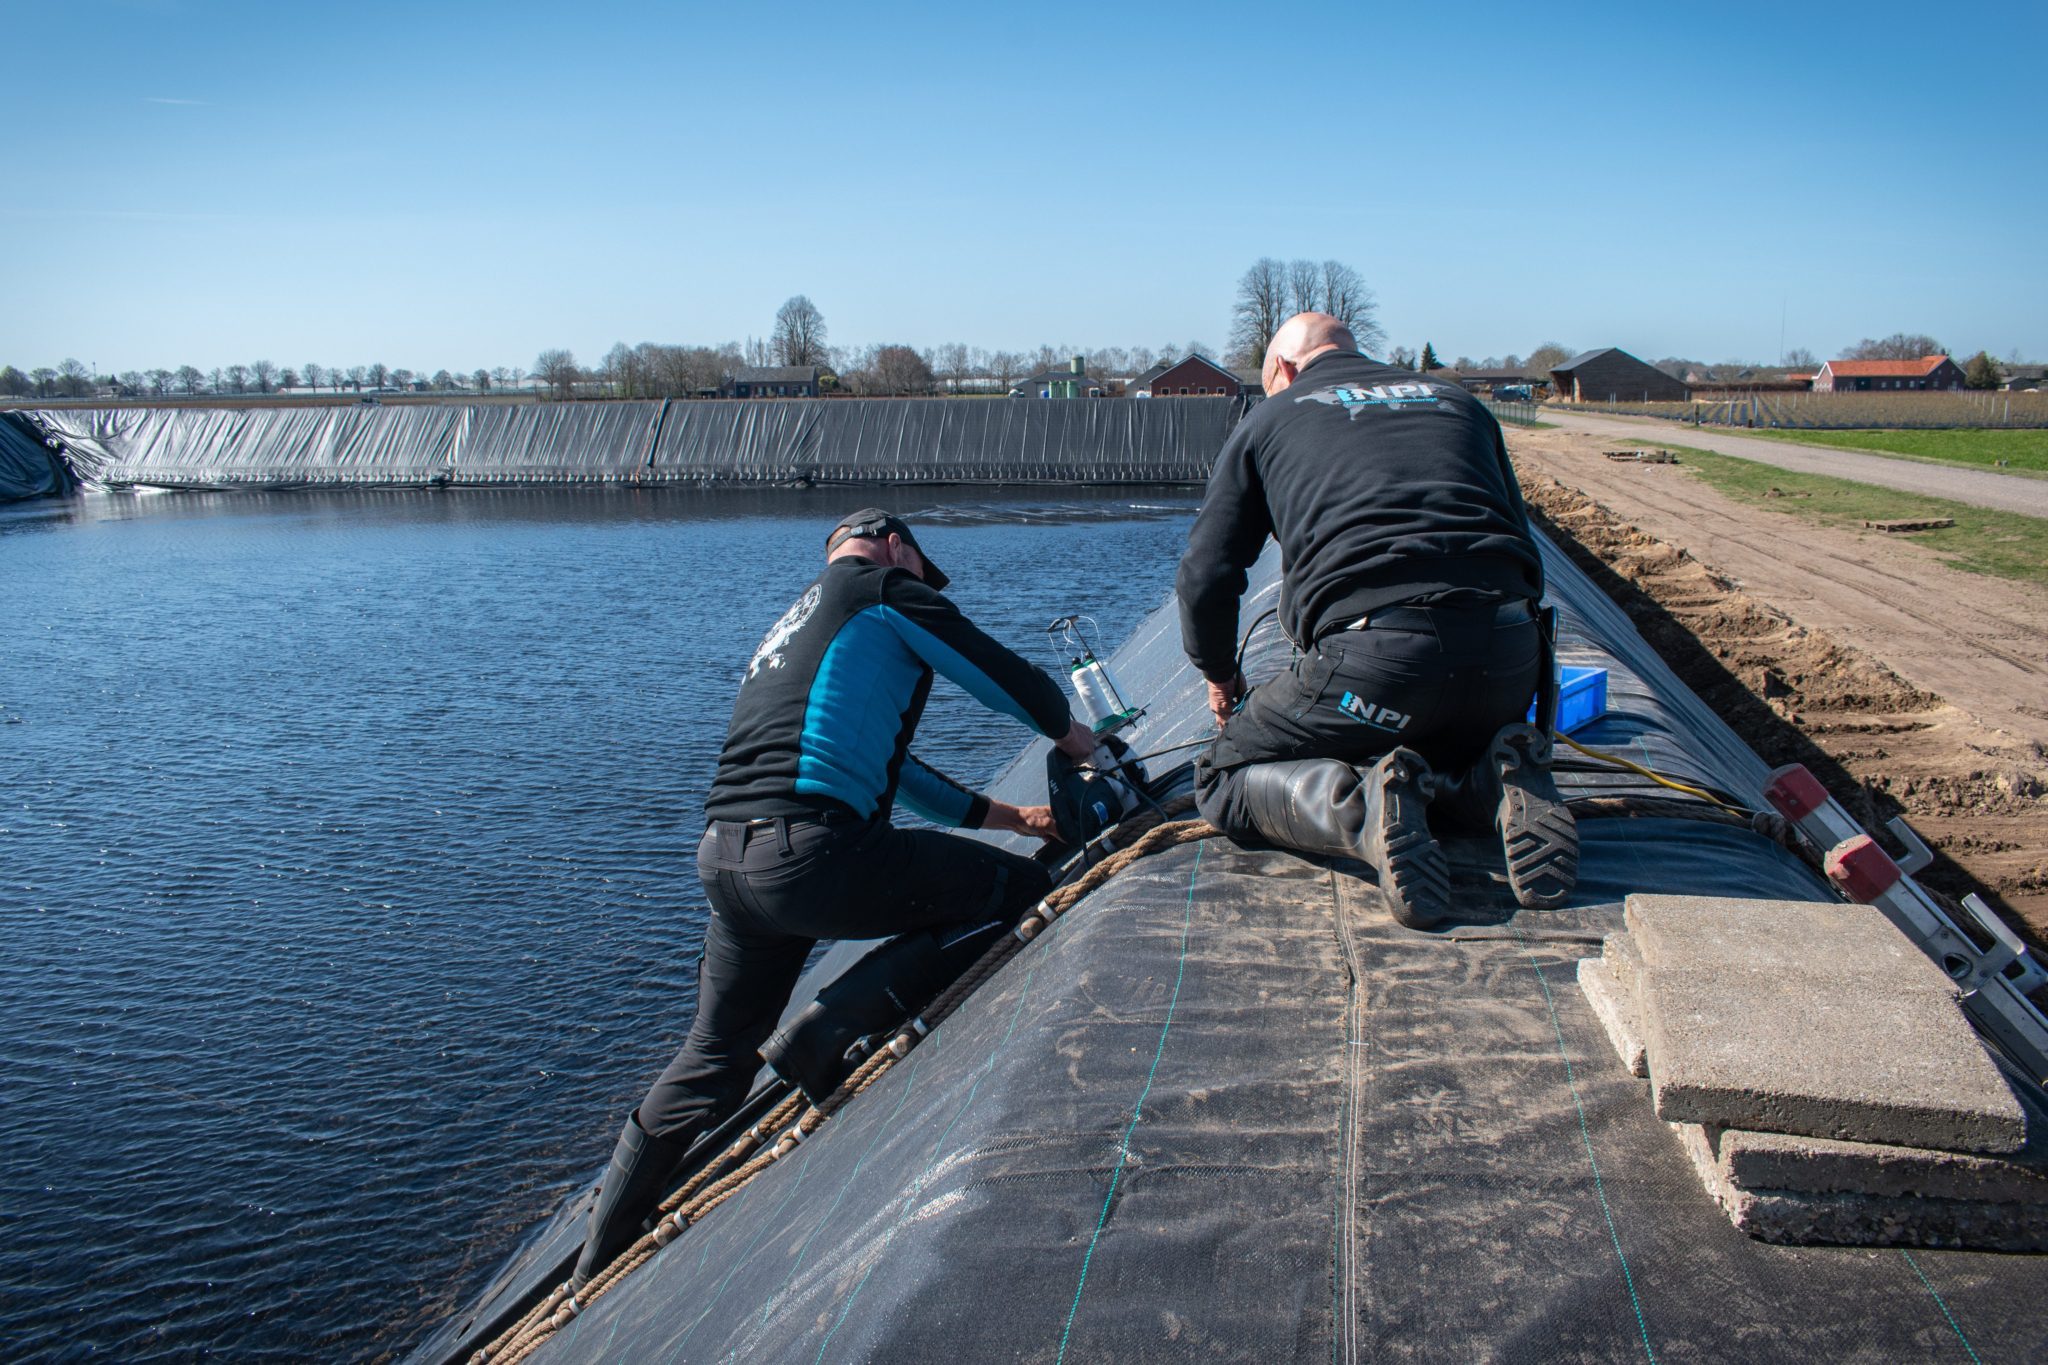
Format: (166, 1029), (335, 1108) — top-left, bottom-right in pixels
(1339, 691), (1411, 731)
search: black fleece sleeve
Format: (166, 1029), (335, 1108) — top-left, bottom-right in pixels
(1176, 421), (1273, 681)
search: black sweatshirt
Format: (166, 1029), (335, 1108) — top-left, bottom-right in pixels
(1176, 351), (1543, 681)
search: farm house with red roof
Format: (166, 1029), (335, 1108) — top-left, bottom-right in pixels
(1813, 355), (1965, 392)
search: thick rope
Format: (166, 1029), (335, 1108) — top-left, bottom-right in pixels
(475, 801), (1217, 1364)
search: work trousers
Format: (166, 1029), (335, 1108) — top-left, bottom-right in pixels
(636, 813), (1050, 1138)
(1196, 600), (1542, 840)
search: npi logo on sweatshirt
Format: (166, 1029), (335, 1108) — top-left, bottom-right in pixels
(1297, 382), (1447, 417)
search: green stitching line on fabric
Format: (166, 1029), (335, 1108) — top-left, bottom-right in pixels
(1901, 1250), (1984, 1364)
(1057, 841), (1203, 1365)
(1516, 929), (1658, 1363)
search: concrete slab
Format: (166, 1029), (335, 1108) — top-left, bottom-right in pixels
(1643, 965), (2026, 1153)
(1577, 957), (1648, 1078)
(1601, 932), (1645, 999)
(1623, 893), (1952, 993)
(1673, 1123), (2048, 1250)
(1709, 1125), (2048, 1204)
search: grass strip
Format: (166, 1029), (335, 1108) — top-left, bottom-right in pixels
(1662, 442), (2048, 587)
(1730, 427), (2048, 478)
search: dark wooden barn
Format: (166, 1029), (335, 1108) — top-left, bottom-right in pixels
(1550, 348), (1691, 403)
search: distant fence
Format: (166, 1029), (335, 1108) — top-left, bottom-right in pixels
(1481, 399), (1544, 426)
(1567, 391), (2048, 430)
(24, 398), (1241, 491)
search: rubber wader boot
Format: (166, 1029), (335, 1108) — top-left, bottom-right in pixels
(1240, 750), (1450, 929)
(759, 930), (948, 1104)
(572, 1113), (690, 1289)
(1438, 723), (1579, 910)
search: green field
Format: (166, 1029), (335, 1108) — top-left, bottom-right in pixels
(1662, 442), (2048, 586)
(1735, 427), (2048, 477)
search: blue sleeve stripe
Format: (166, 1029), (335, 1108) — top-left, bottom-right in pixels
(876, 604), (1039, 729)
(897, 758), (973, 826)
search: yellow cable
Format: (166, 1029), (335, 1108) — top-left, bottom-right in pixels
(1556, 733), (1746, 814)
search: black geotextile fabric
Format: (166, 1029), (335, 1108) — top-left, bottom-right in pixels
(422, 532), (2046, 1363)
(28, 398), (1235, 489)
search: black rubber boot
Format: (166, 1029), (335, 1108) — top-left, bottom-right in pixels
(1437, 723), (1579, 910)
(759, 930), (949, 1104)
(1490, 724), (1578, 909)
(1240, 751), (1450, 929)
(571, 1113), (690, 1290)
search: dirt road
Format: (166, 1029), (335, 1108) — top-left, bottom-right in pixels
(1541, 409), (2048, 518)
(1508, 423), (2048, 936)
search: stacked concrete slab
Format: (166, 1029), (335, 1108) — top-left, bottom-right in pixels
(1579, 893), (2048, 1249)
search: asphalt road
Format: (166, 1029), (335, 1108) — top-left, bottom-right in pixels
(1538, 410), (2048, 519)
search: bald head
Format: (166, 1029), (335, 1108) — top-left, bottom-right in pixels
(1262, 312), (1357, 394)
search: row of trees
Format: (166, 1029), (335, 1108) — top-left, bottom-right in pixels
(0, 359), (528, 400)
(531, 335), (1234, 400)
(14, 290), (2025, 405)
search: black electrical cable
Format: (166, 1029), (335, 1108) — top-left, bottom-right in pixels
(1234, 606), (1280, 680)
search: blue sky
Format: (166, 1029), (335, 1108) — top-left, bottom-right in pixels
(3, 0), (2041, 374)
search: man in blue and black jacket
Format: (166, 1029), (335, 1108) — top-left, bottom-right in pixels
(574, 508), (1095, 1287)
(1178, 313), (1577, 930)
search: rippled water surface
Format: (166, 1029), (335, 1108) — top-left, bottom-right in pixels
(0, 486), (1200, 1361)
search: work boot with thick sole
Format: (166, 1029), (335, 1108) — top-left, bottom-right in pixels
(1488, 724), (1579, 910)
(1239, 752), (1450, 929)
(572, 1113), (690, 1290)
(759, 930), (948, 1104)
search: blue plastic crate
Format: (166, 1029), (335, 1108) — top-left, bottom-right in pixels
(1528, 665), (1607, 734)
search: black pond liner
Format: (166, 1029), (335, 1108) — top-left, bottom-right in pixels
(25, 398), (1238, 489)
(407, 533), (2047, 1363)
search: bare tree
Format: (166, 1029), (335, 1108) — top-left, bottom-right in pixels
(226, 364), (251, 395)
(366, 362), (389, 390)
(251, 359), (277, 394)
(601, 342), (641, 398)
(1285, 258), (1321, 316)
(1229, 258), (1290, 370)
(390, 369), (413, 391)
(1523, 343), (1573, 374)
(303, 362), (324, 392)
(174, 365), (203, 395)
(933, 342), (970, 393)
(870, 344), (935, 395)
(145, 368), (172, 397)
(533, 349), (579, 400)
(473, 368), (491, 392)
(772, 295), (828, 367)
(0, 365), (30, 396)
(1840, 333), (1945, 360)
(56, 358), (91, 397)
(31, 367), (58, 397)
(1315, 260), (1386, 354)
(278, 368), (298, 392)
(118, 370), (143, 396)
(1782, 346), (1818, 369)
(345, 365), (367, 393)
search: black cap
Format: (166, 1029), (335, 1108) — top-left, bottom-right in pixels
(825, 508), (949, 590)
